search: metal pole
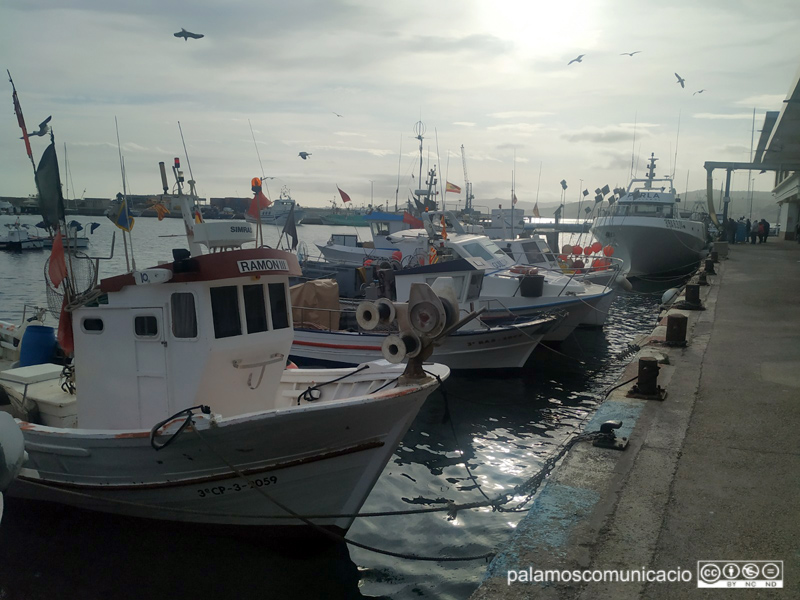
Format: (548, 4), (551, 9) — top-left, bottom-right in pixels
(722, 168), (732, 222)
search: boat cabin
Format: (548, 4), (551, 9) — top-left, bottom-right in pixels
(72, 248), (301, 430)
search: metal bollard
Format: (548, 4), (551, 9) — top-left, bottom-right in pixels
(637, 357), (660, 395)
(704, 258), (716, 274)
(685, 283), (701, 307)
(666, 313), (688, 345)
(710, 250), (719, 263)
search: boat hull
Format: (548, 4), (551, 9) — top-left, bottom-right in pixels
(291, 316), (559, 370)
(7, 363), (447, 532)
(591, 216), (707, 277)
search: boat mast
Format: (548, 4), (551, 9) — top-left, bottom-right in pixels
(414, 120), (426, 208)
(644, 153), (657, 190)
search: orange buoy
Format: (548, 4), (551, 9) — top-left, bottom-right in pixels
(603, 245), (615, 257)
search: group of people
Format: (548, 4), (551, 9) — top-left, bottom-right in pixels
(724, 217), (770, 244)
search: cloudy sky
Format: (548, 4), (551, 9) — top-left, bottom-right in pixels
(2, 0), (798, 211)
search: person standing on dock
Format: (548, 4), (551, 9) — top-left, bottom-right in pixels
(759, 219), (770, 243)
(750, 220), (759, 244)
(745, 218), (752, 240)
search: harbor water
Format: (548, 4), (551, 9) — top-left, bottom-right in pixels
(0, 214), (663, 599)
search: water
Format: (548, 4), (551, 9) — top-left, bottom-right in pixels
(0, 213), (662, 599)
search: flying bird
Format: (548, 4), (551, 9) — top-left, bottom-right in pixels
(298, 152), (312, 160)
(174, 28), (204, 41)
(620, 51), (642, 56)
(23, 115), (51, 138)
(693, 89), (706, 96)
(568, 54), (585, 65)
(674, 73), (686, 88)
(332, 111), (344, 117)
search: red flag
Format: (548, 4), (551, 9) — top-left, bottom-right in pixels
(57, 296), (74, 355)
(512, 193), (518, 205)
(247, 196), (260, 219)
(402, 212), (423, 228)
(256, 190), (272, 209)
(337, 186), (351, 203)
(445, 181), (461, 194)
(12, 88), (32, 160)
(48, 231), (68, 288)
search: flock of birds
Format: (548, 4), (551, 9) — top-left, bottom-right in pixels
(568, 51), (706, 96)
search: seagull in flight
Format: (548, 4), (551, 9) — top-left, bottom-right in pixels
(568, 54), (585, 65)
(693, 89), (706, 96)
(620, 51), (642, 56)
(22, 115), (51, 138)
(675, 73), (686, 88)
(298, 152), (312, 160)
(174, 28), (204, 41)
(332, 111), (344, 117)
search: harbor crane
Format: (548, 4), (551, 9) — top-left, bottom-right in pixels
(461, 145), (475, 214)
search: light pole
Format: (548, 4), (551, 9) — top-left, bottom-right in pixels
(369, 180), (374, 207)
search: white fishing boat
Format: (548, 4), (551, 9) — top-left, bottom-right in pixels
(0, 222), (44, 251)
(246, 188), (306, 226)
(0, 155), (450, 534)
(289, 279), (564, 370)
(590, 154), (710, 277)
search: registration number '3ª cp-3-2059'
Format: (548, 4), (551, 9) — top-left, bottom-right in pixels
(664, 219), (687, 230)
(196, 475), (278, 498)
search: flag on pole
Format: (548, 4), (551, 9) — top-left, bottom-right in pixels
(533, 202), (541, 218)
(194, 209), (203, 224)
(10, 77), (32, 160)
(337, 186), (352, 203)
(57, 296), (74, 355)
(440, 215), (448, 240)
(114, 195), (135, 231)
(512, 192), (518, 205)
(445, 181), (461, 194)
(402, 212), (423, 228)
(48, 230), (68, 288)
(281, 203), (298, 250)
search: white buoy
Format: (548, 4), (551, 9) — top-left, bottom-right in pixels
(661, 288), (680, 305)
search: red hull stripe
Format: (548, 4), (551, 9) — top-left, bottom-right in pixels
(293, 340), (381, 351)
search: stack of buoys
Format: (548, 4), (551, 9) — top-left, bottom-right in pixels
(559, 242), (615, 273)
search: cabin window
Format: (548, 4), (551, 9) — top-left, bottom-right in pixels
(520, 242), (545, 264)
(243, 284), (268, 334)
(468, 273), (483, 299)
(268, 282), (289, 330)
(371, 222), (390, 237)
(462, 242), (495, 261)
(82, 318), (104, 333)
(134, 316), (158, 337)
(171, 293), (197, 338)
(210, 286), (242, 338)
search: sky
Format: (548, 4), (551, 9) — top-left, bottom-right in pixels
(2, 0), (799, 212)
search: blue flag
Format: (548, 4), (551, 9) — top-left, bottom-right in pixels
(115, 196), (134, 231)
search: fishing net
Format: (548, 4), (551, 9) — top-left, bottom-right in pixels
(43, 253), (97, 319)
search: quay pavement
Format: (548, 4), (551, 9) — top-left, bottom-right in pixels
(471, 238), (800, 599)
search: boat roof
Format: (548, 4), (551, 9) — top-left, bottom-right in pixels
(100, 248), (302, 293)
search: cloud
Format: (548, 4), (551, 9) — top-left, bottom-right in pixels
(486, 123), (545, 135)
(488, 111), (554, 119)
(693, 113), (758, 120)
(410, 34), (513, 56)
(562, 125), (647, 144)
(453, 122), (476, 127)
(734, 94), (786, 109)
(334, 131), (367, 138)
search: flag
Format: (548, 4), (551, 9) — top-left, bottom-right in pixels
(256, 190), (272, 209)
(48, 230), (68, 288)
(282, 203), (298, 251)
(57, 296), (74, 355)
(403, 212), (423, 228)
(533, 202), (541, 218)
(34, 142), (66, 229)
(194, 209), (203, 224)
(153, 203), (170, 221)
(512, 192), (518, 205)
(10, 82), (32, 160)
(114, 196), (135, 231)
(445, 181), (461, 194)
(440, 215), (447, 240)
(337, 186), (351, 203)
(247, 196), (261, 219)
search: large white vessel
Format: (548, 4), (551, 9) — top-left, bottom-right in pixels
(590, 154), (709, 278)
(246, 187), (306, 226)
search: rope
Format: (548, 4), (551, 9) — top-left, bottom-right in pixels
(297, 364), (369, 404)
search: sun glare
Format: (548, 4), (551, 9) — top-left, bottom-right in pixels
(477, 0), (601, 59)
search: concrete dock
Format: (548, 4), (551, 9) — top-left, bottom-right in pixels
(471, 239), (800, 599)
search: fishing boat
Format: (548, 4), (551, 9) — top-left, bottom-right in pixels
(245, 187), (306, 226)
(590, 154), (710, 277)
(0, 222), (43, 251)
(0, 412), (25, 523)
(0, 145), (450, 534)
(289, 279), (564, 370)
(320, 203), (369, 227)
